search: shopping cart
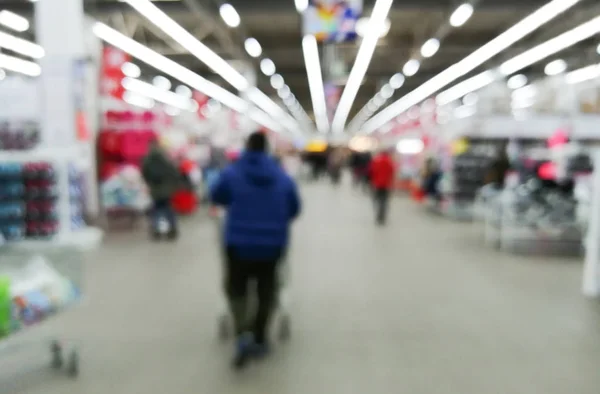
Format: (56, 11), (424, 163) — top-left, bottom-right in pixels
(212, 210), (291, 342)
(0, 229), (101, 380)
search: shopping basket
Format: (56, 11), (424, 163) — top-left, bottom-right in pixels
(0, 229), (101, 381)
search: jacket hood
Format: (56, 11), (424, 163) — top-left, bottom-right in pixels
(238, 151), (278, 187)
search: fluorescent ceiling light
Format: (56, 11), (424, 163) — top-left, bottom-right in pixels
(380, 84), (394, 99)
(283, 94), (296, 106)
(454, 104), (476, 119)
(122, 62), (141, 78)
(0, 53), (41, 76)
(123, 77), (195, 111)
(512, 84), (537, 100)
(219, 4), (240, 28)
(123, 0), (248, 90)
(463, 92), (478, 106)
(270, 73), (284, 89)
(122, 0), (300, 132)
(566, 63), (600, 84)
(436, 71), (496, 105)
(0, 10), (29, 32)
(295, 0), (309, 13)
(390, 73), (405, 89)
(260, 58), (276, 76)
(355, 17), (391, 38)
(165, 106), (181, 117)
(373, 94), (386, 106)
(303, 34), (329, 133)
(278, 85), (291, 99)
(507, 74), (527, 89)
(331, 0), (394, 134)
(499, 15), (600, 75)
(397, 139), (424, 154)
(92, 22), (252, 118)
(153, 75), (171, 90)
(421, 38), (440, 58)
(175, 85), (192, 97)
(361, 0), (582, 133)
(244, 38), (262, 58)
(449, 3), (474, 27)
(123, 91), (155, 109)
(0, 31), (44, 59)
(512, 97), (535, 109)
(402, 59), (420, 76)
(544, 59), (567, 75)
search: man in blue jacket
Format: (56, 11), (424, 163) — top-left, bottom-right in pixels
(211, 131), (301, 369)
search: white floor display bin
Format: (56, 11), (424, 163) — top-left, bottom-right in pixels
(0, 147), (103, 380)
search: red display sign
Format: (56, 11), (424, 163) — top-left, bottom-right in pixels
(100, 46), (130, 100)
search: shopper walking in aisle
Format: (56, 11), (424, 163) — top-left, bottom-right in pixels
(211, 131), (302, 370)
(369, 149), (396, 225)
(141, 139), (181, 240)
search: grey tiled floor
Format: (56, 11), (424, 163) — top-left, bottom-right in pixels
(2, 181), (600, 393)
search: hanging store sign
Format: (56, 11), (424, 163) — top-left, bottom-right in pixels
(303, 0), (363, 43)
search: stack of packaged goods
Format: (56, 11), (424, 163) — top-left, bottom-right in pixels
(0, 121), (40, 151)
(69, 165), (86, 231)
(0, 163), (26, 241)
(24, 162), (59, 239)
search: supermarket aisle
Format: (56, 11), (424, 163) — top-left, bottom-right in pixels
(3, 180), (600, 393)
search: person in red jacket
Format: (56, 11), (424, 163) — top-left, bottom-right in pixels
(369, 149), (396, 225)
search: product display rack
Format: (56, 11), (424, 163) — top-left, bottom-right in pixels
(0, 148), (87, 244)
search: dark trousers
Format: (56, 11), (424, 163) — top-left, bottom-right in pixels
(225, 248), (280, 344)
(373, 188), (390, 224)
(151, 199), (177, 232)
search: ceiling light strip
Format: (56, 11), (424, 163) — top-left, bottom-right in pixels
(348, 2), (475, 132)
(122, 0), (297, 133)
(302, 35), (329, 133)
(361, 0), (582, 133)
(566, 63), (600, 84)
(435, 14), (600, 105)
(0, 10), (29, 32)
(0, 53), (41, 76)
(499, 15), (600, 75)
(122, 77), (195, 110)
(92, 22), (284, 132)
(0, 30), (44, 59)
(123, 0), (247, 90)
(330, 0), (394, 134)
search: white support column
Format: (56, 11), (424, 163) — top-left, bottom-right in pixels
(35, 0), (86, 148)
(583, 150), (600, 297)
(35, 0), (86, 235)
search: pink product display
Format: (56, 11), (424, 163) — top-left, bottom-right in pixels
(104, 110), (157, 127)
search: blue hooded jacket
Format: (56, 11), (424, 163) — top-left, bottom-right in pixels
(210, 151), (301, 260)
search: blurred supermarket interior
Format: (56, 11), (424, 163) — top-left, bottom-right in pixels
(1, 0), (600, 392)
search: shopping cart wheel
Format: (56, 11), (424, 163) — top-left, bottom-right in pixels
(50, 340), (63, 369)
(278, 315), (291, 341)
(66, 349), (79, 378)
(218, 315), (231, 341)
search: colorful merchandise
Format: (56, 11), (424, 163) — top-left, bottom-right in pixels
(101, 165), (151, 211)
(0, 276), (10, 337)
(0, 256), (80, 336)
